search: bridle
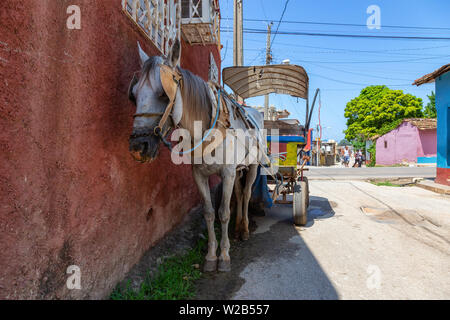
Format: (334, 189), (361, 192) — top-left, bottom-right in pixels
(130, 64), (182, 150)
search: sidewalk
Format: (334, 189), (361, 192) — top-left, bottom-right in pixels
(416, 179), (450, 195)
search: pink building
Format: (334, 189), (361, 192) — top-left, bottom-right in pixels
(375, 119), (437, 165)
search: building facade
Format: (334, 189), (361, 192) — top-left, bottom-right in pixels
(375, 119), (437, 166)
(414, 64), (450, 186)
(0, 0), (221, 299)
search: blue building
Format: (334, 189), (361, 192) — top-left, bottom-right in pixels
(414, 64), (450, 186)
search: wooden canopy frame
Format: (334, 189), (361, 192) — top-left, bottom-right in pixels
(222, 64), (309, 100)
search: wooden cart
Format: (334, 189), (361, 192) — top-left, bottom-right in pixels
(223, 64), (320, 226)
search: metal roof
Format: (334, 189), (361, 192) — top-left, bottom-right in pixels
(222, 64), (309, 99)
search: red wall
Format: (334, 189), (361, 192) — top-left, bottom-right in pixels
(0, 0), (220, 299)
(436, 168), (450, 186)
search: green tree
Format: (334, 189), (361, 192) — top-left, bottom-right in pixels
(423, 91), (436, 118)
(344, 85), (423, 140)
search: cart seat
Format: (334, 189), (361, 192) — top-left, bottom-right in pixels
(267, 136), (306, 144)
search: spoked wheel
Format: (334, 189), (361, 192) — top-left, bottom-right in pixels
(293, 181), (308, 226)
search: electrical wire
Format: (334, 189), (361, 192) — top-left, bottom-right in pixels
(221, 17), (450, 31)
(220, 28), (450, 41)
(270, 0), (290, 52)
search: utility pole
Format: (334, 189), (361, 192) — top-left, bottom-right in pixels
(233, 0), (243, 67)
(316, 124), (320, 167)
(233, 0), (244, 103)
(264, 22), (273, 120)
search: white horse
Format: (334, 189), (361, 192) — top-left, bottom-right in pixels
(128, 40), (265, 272)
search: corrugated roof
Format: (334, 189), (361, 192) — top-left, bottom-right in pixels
(413, 63), (450, 86)
(371, 118), (437, 140)
(222, 64), (309, 99)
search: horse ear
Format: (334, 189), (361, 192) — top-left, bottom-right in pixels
(128, 74), (139, 104)
(137, 41), (149, 66)
(168, 39), (181, 68)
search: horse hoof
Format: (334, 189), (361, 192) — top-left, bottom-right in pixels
(241, 231), (250, 241)
(203, 259), (217, 272)
(218, 259), (231, 272)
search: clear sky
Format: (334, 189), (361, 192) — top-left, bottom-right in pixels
(218, 0), (450, 142)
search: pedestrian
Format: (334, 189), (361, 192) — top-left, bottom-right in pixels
(353, 149), (363, 167)
(343, 146), (350, 167)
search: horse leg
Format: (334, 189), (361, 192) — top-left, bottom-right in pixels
(241, 164), (258, 241)
(218, 167), (236, 272)
(233, 171), (244, 240)
(193, 167), (217, 272)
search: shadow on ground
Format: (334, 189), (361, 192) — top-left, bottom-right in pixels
(194, 196), (339, 300)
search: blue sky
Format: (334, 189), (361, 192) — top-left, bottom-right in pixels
(218, 0), (450, 142)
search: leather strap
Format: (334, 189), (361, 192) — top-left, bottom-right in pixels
(154, 65), (182, 135)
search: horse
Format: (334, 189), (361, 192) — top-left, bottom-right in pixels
(127, 40), (265, 272)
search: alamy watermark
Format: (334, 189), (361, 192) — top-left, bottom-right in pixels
(67, 5), (81, 30)
(166, 123), (281, 175)
(366, 265), (382, 290)
(66, 265), (81, 290)
(367, 5), (381, 30)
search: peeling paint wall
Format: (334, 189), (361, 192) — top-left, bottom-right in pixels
(0, 0), (220, 299)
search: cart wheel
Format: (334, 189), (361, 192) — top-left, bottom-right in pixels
(293, 181), (308, 226)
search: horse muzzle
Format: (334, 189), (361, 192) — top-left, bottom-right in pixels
(129, 130), (160, 163)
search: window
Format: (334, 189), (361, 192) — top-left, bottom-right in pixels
(182, 0), (202, 18)
(180, 0), (220, 45)
(384, 141), (388, 148)
(122, 0), (181, 56)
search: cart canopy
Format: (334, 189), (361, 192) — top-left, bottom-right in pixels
(222, 64), (309, 100)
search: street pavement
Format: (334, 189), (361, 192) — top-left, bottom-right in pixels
(305, 166), (436, 180)
(195, 180), (450, 300)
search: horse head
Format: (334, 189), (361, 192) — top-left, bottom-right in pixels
(128, 40), (183, 163)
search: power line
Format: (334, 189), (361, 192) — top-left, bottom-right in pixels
(306, 62), (414, 81)
(288, 53), (450, 64)
(221, 17), (450, 31)
(220, 28), (450, 41)
(270, 0), (290, 52)
(309, 72), (412, 87)
(221, 34), (450, 54)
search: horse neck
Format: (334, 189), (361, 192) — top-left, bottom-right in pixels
(178, 82), (213, 137)
(179, 102), (210, 138)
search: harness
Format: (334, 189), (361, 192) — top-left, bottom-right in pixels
(132, 64), (226, 153)
(131, 64), (182, 150)
(130, 64), (276, 178)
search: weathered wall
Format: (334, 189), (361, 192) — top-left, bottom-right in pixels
(435, 72), (450, 185)
(419, 129), (437, 157)
(376, 122), (436, 165)
(0, 0), (220, 299)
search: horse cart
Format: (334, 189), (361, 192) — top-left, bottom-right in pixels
(222, 64), (320, 226)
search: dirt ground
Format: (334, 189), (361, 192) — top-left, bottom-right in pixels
(195, 180), (450, 300)
(120, 180), (450, 300)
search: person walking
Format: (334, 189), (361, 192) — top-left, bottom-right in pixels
(343, 146), (351, 167)
(353, 149), (364, 167)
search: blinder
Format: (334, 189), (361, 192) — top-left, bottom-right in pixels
(129, 64), (182, 151)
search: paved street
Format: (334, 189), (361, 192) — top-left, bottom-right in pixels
(305, 166), (436, 180)
(195, 180), (450, 300)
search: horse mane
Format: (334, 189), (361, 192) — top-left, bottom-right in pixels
(138, 56), (212, 133)
(178, 68), (212, 133)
